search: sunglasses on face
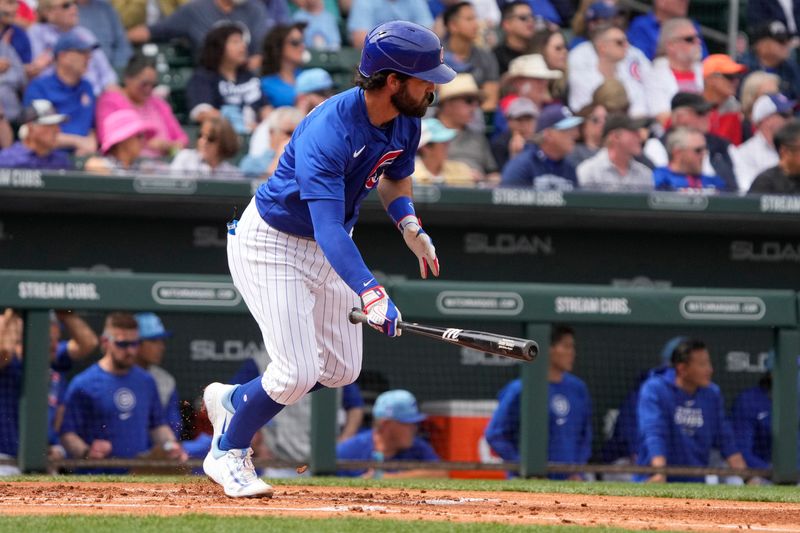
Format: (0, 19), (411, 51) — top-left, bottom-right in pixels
(674, 35), (699, 44)
(459, 96), (480, 106)
(714, 73), (740, 82)
(286, 38), (304, 47)
(138, 79), (156, 89)
(686, 145), (707, 154)
(107, 337), (141, 349)
(56, 1), (75, 9)
(512, 13), (534, 22)
(588, 115), (605, 124)
(199, 131), (217, 143)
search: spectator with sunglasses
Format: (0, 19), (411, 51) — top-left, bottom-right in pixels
(187, 23), (269, 134)
(60, 312), (186, 470)
(28, 0), (119, 96)
(703, 54), (747, 146)
(644, 17), (704, 126)
(738, 21), (800, 102)
(730, 93), (793, 192)
(653, 126), (726, 192)
(96, 54), (188, 159)
(170, 116), (243, 179)
(493, 1), (535, 75)
(568, 24), (651, 119)
(260, 23), (307, 108)
(645, 92), (737, 191)
(750, 119), (800, 194)
(626, 0), (708, 61)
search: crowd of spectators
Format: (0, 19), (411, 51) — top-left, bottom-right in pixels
(0, 0), (796, 194)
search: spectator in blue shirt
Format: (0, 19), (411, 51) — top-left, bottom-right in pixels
(336, 389), (444, 478)
(485, 324), (592, 480)
(730, 372), (772, 471)
(637, 338), (747, 483)
(60, 312), (186, 468)
(501, 104), (583, 189)
(738, 21), (800, 102)
(626, 0), (708, 61)
(23, 31), (97, 155)
(292, 0), (340, 51)
(347, 0), (433, 48)
(0, 99), (74, 170)
(653, 126), (727, 192)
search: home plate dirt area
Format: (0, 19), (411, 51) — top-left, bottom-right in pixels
(1, 481), (799, 531)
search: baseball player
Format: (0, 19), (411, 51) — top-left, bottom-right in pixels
(202, 21), (456, 497)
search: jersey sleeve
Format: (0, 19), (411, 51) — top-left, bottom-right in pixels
(637, 379), (668, 460)
(731, 390), (769, 469)
(411, 437), (440, 461)
(146, 377), (167, 430)
(60, 380), (90, 439)
(484, 380), (521, 462)
(578, 381), (593, 464)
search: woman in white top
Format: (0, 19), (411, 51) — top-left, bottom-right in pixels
(170, 116), (243, 179)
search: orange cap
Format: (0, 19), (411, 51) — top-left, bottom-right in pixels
(702, 54), (747, 78)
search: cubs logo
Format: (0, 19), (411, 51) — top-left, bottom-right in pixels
(550, 393), (570, 418)
(114, 387), (136, 420)
(364, 149), (404, 190)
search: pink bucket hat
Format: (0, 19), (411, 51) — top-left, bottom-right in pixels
(100, 109), (156, 154)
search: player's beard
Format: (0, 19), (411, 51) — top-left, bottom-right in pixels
(391, 83), (432, 118)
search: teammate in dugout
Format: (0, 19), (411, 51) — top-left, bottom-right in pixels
(636, 338), (747, 483)
(201, 21), (456, 497)
(484, 325), (592, 479)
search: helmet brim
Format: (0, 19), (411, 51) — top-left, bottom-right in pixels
(411, 63), (457, 84)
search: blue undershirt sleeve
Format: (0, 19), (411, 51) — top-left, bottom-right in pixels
(308, 198), (376, 294)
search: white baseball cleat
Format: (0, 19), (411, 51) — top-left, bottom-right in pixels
(202, 382), (273, 498)
(203, 435), (273, 498)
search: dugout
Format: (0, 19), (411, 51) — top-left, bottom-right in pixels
(1, 270), (798, 483)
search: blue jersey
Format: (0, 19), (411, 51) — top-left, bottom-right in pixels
(484, 375), (592, 475)
(0, 341), (71, 456)
(61, 363), (165, 458)
(255, 87), (420, 238)
(23, 74), (96, 137)
(653, 167), (726, 192)
(335, 428), (439, 477)
(730, 385), (772, 469)
(636, 367), (739, 482)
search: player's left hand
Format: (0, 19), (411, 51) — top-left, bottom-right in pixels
(398, 216), (439, 279)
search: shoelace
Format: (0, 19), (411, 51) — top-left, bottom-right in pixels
(231, 449), (258, 484)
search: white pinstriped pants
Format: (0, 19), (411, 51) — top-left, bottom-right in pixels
(227, 198), (363, 405)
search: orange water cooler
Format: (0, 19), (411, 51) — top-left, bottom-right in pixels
(421, 399), (506, 479)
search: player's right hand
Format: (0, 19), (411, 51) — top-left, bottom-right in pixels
(360, 285), (401, 337)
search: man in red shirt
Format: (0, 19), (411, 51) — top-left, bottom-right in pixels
(702, 54), (747, 145)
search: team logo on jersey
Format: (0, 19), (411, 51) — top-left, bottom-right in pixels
(550, 393), (570, 419)
(114, 387), (137, 420)
(364, 149), (404, 190)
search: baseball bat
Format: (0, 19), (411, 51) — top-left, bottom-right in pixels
(348, 308), (537, 362)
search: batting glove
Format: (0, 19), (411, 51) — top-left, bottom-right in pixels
(398, 215), (439, 279)
(360, 285), (402, 337)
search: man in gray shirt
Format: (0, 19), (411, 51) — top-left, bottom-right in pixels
(577, 114), (654, 192)
(127, 0), (271, 64)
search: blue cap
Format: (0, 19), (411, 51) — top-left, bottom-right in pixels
(585, 2), (618, 22)
(53, 30), (99, 56)
(373, 389), (426, 423)
(296, 68), (333, 95)
(135, 312), (172, 340)
(358, 21), (456, 84)
(535, 104), (583, 133)
(660, 336), (688, 365)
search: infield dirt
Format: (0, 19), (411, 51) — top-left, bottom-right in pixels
(1, 481), (798, 531)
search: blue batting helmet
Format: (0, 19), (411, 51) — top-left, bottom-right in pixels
(358, 21), (456, 84)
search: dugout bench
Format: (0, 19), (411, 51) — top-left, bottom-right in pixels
(1, 270), (798, 483)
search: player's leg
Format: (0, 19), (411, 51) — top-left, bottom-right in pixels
(203, 199), (320, 496)
(314, 268), (363, 389)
